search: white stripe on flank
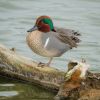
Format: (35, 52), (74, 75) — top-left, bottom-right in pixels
(44, 37), (50, 48)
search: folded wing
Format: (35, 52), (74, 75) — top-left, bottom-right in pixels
(55, 27), (81, 48)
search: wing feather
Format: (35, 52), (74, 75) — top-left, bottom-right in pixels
(55, 27), (81, 48)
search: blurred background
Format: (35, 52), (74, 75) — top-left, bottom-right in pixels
(0, 0), (100, 99)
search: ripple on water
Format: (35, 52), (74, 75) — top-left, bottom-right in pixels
(0, 84), (15, 87)
(0, 91), (18, 97)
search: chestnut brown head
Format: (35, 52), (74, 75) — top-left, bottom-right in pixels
(27, 15), (56, 33)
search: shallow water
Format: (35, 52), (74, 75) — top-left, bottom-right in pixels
(0, 76), (54, 100)
(0, 0), (100, 99)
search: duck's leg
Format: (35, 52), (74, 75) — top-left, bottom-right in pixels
(37, 57), (53, 67)
(47, 57), (53, 66)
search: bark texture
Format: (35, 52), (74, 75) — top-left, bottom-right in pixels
(0, 44), (100, 100)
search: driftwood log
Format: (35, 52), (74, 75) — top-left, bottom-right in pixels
(0, 44), (100, 100)
(0, 44), (64, 92)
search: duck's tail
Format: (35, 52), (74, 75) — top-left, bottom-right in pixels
(71, 31), (81, 43)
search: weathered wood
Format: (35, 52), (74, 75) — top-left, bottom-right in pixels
(55, 72), (100, 100)
(0, 44), (100, 100)
(0, 44), (64, 92)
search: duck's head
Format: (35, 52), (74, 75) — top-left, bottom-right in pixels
(27, 15), (56, 33)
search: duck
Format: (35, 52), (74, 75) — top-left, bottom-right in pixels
(26, 15), (81, 67)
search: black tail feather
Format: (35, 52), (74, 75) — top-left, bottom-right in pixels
(73, 31), (81, 36)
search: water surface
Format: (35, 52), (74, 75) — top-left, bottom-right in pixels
(0, 76), (54, 100)
(0, 0), (100, 99)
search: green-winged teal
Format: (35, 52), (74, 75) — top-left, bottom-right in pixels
(26, 15), (81, 67)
